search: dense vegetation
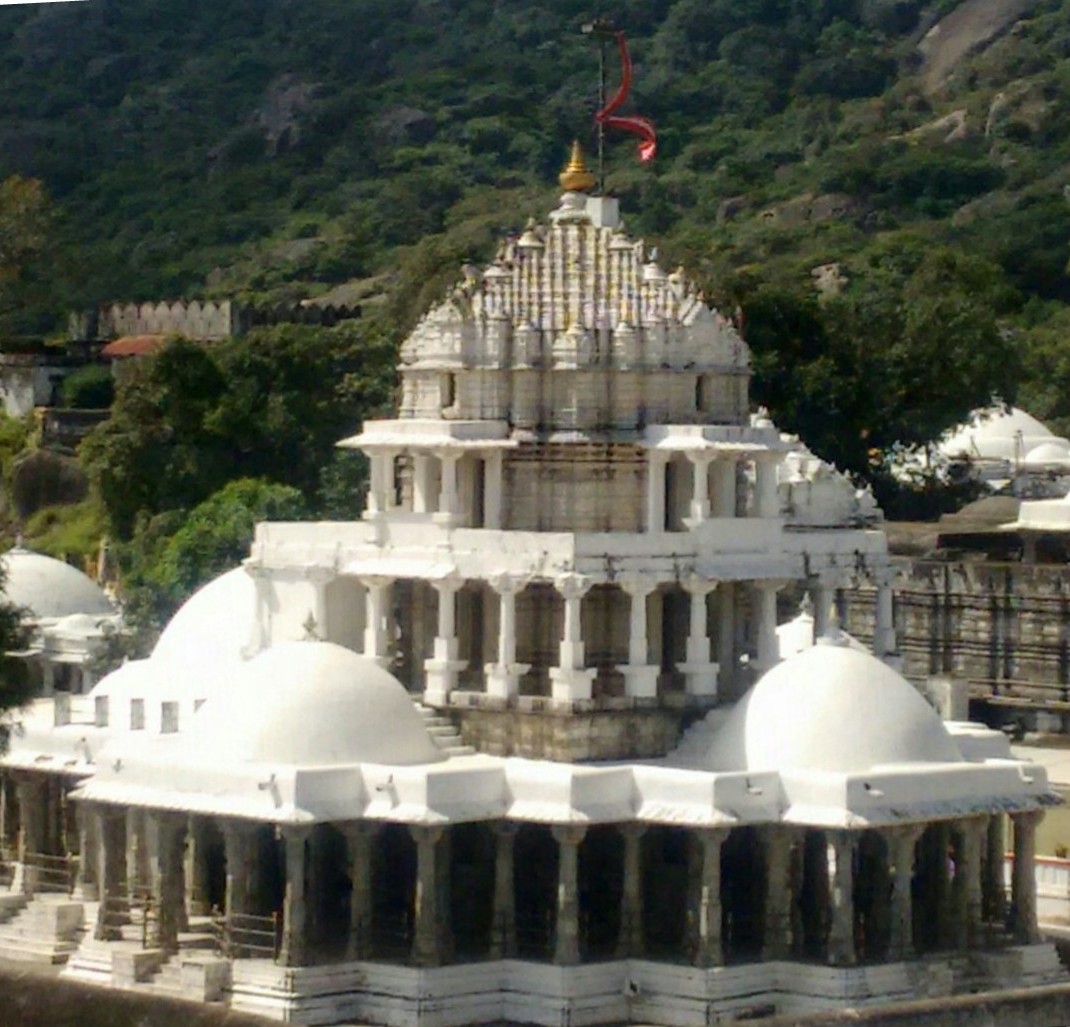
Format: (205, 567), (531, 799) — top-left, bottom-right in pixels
(1, 0), (1070, 623)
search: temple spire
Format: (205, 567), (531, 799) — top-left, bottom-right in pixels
(559, 140), (596, 193)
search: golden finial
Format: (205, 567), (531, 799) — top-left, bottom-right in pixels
(559, 140), (596, 193)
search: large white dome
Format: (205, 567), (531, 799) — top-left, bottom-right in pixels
(187, 640), (444, 767)
(938, 405), (1060, 463)
(152, 566), (255, 666)
(706, 638), (962, 774)
(2, 546), (114, 621)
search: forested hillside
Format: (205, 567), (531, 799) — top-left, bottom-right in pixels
(2, 0), (1070, 622)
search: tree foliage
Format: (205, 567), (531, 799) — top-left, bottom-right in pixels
(746, 241), (1021, 477)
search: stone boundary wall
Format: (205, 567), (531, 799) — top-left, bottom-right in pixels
(68, 300), (361, 342)
(841, 558), (1070, 721)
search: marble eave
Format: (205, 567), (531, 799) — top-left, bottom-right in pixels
(64, 749), (1055, 831)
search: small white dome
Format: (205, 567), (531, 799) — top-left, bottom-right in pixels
(152, 566), (255, 666)
(2, 547), (114, 621)
(707, 640), (962, 774)
(187, 641), (444, 767)
(1022, 440), (1070, 468)
(939, 406), (1062, 463)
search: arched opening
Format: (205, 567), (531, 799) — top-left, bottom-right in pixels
(658, 585), (688, 692)
(514, 824), (557, 961)
(796, 829), (830, 960)
(450, 822), (496, 960)
(579, 825), (624, 960)
(722, 826), (765, 963)
(308, 824), (351, 962)
(854, 830), (891, 962)
(583, 585), (628, 699)
(517, 584), (562, 698)
(371, 824), (416, 960)
(641, 826), (689, 961)
(664, 455), (688, 531)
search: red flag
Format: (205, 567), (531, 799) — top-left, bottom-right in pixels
(595, 31), (657, 162)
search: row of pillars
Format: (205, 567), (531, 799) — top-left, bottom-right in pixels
(363, 573), (787, 706)
(365, 447), (781, 533)
(63, 806), (1043, 971)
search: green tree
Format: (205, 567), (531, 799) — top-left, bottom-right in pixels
(746, 241), (1021, 479)
(0, 176), (55, 337)
(147, 478), (307, 614)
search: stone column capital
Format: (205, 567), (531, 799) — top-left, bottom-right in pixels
(408, 823), (447, 846)
(551, 824), (587, 847)
(682, 573), (718, 596)
(359, 574), (395, 590)
(617, 573), (658, 599)
(303, 566), (336, 585)
(554, 573), (592, 600)
(488, 572), (529, 595)
(430, 571), (465, 594)
(684, 449), (714, 468)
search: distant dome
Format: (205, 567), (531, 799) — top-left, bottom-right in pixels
(707, 640), (962, 774)
(1022, 440), (1070, 468)
(2, 546), (114, 621)
(938, 406), (1060, 463)
(152, 566), (255, 666)
(188, 641), (444, 767)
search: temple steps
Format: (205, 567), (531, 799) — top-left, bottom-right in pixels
(0, 893), (84, 965)
(413, 702), (477, 757)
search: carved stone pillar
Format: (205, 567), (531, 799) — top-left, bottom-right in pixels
(753, 581), (782, 674)
(342, 822), (378, 961)
(485, 574), (531, 700)
(646, 453), (667, 533)
(72, 804), (98, 901)
(692, 827), (727, 967)
(983, 815), (1006, 941)
(222, 821), (255, 927)
(549, 575), (596, 702)
(949, 818), (986, 950)
(763, 828), (793, 960)
(828, 831), (857, 966)
(754, 454), (780, 518)
(1011, 810), (1043, 944)
(94, 806), (127, 941)
(710, 457), (736, 519)
(434, 452), (462, 525)
(888, 825), (923, 961)
(617, 824), (646, 958)
(364, 449), (394, 518)
(149, 813), (186, 954)
(412, 453), (436, 513)
(683, 452), (713, 527)
(552, 825), (586, 965)
(14, 776), (45, 895)
(490, 823), (517, 959)
(411, 825), (448, 967)
(361, 575), (394, 669)
(873, 570), (897, 657)
(484, 450), (504, 529)
(280, 826), (310, 967)
(424, 574), (466, 706)
(678, 576), (719, 697)
(616, 576), (659, 699)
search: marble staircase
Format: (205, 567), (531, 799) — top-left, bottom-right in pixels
(413, 701), (476, 757)
(0, 892), (85, 965)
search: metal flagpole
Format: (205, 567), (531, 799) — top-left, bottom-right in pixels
(582, 16), (617, 195)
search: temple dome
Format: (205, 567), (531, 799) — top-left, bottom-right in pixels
(152, 566), (255, 666)
(1, 546), (114, 621)
(707, 638), (962, 774)
(187, 641), (445, 767)
(938, 405), (1061, 463)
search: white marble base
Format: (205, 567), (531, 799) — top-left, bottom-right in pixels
(220, 945), (1066, 1027)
